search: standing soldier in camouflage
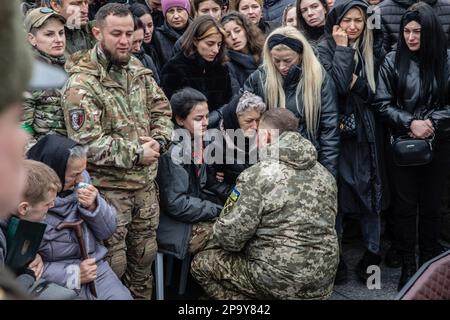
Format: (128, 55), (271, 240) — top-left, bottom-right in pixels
(49, 0), (96, 55)
(192, 109), (339, 300)
(22, 8), (67, 145)
(62, 3), (173, 299)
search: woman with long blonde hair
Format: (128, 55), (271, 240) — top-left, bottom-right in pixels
(317, 0), (386, 285)
(244, 26), (339, 177)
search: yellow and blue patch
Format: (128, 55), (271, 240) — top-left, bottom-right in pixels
(229, 187), (240, 202)
(223, 187), (241, 214)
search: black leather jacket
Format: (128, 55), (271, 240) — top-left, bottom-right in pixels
(244, 66), (339, 177)
(380, 0), (450, 52)
(374, 51), (450, 140)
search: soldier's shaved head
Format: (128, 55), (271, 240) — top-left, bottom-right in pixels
(95, 3), (133, 28)
(259, 108), (299, 136)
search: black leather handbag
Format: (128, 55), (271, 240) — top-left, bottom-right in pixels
(390, 135), (434, 166)
(339, 113), (356, 138)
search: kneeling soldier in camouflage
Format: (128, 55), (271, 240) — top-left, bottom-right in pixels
(192, 109), (339, 299)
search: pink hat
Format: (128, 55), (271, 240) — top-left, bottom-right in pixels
(161, 0), (191, 16)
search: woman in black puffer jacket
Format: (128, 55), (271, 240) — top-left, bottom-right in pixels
(244, 26), (339, 177)
(373, 2), (450, 291)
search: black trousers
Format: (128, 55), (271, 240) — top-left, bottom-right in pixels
(387, 141), (450, 256)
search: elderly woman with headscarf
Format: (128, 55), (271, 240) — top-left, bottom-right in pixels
(27, 135), (133, 300)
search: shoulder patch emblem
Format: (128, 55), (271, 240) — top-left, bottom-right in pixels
(229, 188), (241, 202)
(223, 187), (241, 215)
(69, 109), (85, 131)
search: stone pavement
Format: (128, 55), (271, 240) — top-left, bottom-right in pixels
(160, 237), (403, 300)
(330, 231), (450, 300)
(158, 224), (450, 300)
(330, 239), (401, 300)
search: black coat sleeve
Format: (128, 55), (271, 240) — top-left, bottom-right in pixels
(428, 52), (450, 139)
(243, 69), (265, 99)
(430, 106), (450, 139)
(157, 153), (223, 224)
(318, 43), (355, 97)
(227, 63), (242, 96)
(318, 74), (340, 178)
(160, 62), (183, 100)
(205, 165), (232, 204)
(318, 42), (372, 105)
(372, 53), (414, 134)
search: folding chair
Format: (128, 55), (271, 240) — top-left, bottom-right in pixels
(396, 249), (450, 300)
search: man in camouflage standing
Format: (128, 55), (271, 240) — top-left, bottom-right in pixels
(49, 0), (96, 55)
(62, 3), (173, 299)
(192, 109), (339, 300)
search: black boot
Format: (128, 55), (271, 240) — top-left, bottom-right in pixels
(398, 254), (417, 291)
(334, 255), (348, 285)
(356, 250), (382, 283)
(385, 245), (402, 268)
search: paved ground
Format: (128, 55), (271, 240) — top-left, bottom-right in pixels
(330, 239), (401, 300)
(157, 218), (450, 301)
(160, 238), (403, 300)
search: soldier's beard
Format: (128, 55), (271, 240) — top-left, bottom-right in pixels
(101, 42), (130, 67)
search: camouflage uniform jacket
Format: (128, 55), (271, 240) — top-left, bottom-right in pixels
(64, 21), (96, 56)
(62, 44), (173, 190)
(214, 131), (339, 299)
(22, 49), (67, 142)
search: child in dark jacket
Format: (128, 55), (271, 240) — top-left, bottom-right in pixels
(0, 159), (75, 299)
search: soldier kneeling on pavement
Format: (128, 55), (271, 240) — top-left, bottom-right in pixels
(191, 108), (340, 300)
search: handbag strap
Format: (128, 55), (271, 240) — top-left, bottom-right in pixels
(390, 133), (435, 145)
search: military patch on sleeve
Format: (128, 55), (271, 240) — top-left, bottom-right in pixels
(223, 187), (241, 215)
(229, 187), (240, 202)
(69, 109), (85, 131)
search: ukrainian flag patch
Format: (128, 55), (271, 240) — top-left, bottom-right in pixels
(229, 187), (240, 202)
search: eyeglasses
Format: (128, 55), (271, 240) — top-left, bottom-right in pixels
(40, 7), (54, 14)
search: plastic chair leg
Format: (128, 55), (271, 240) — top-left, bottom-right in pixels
(155, 252), (164, 300)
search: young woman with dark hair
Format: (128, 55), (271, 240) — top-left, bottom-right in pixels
(156, 87), (228, 261)
(317, 0), (386, 285)
(131, 16), (161, 84)
(160, 15), (233, 127)
(296, 0), (329, 47)
(168, 0), (225, 59)
(193, 0), (224, 20)
(129, 3), (161, 72)
(221, 12), (264, 94)
(374, 2), (450, 291)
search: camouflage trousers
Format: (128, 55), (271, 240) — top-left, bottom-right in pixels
(191, 248), (266, 300)
(188, 221), (215, 254)
(99, 182), (159, 300)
